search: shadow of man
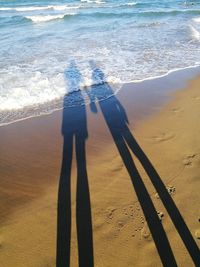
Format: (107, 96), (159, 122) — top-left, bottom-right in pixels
(56, 61), (94, 267)
(86, 61), (200, 267)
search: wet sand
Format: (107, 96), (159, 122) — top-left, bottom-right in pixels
(0, 70), (200, 267)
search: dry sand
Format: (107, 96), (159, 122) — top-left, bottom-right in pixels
(0, 71), (200, 267)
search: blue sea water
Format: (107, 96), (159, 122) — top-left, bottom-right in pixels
(0, 0), (200, 123)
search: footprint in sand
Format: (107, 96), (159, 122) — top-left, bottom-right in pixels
(111, 162), (123, 172)
(141, 222), (152, 241)
(155, 185), (176, 199)
(106, 207), (117, 221)
(182, 153), (198, 167)
(192, 96), (200, 101)
(117, 221), (124, 231)
(195, 230), (200, 240)
(123, 204), (136, 218)
(141, 213), (164, 239)
(167, 185), (176, 195)
(194, 218), (200, 240)
(171, 107), (182, 113)
(152, 132), (175, 143)
(157, 211), (164, 221)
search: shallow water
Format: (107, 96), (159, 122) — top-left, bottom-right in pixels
(0, 0), (200, 124)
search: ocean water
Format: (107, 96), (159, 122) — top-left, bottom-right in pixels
(0, 0), (200, 125)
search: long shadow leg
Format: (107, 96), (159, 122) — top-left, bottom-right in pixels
(110, 129), (177, 267)
(111, 129), (177, 267)
(123, 128), (200, 266)
(76, 134), (94, 267)
(57, 135), (73, 267)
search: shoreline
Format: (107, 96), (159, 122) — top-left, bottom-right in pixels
(0, 69), (200, 266)
(1, 64), (200, 127)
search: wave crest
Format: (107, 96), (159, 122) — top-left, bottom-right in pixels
(0, 5), (81, 12)
(26, 13), (76, 23)
(80, 0), (106, 4)
(189, 25), (200, 41)
(193, 17), (200, 23)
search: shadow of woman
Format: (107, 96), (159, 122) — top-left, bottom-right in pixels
(56, 61), (94, 267)
(86, 61), (200, 266)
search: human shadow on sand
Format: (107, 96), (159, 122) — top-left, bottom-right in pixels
(56, 61), (93, 267)
(86, 61), (200, 267)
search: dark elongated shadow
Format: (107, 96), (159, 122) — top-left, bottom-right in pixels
(56, 61), (93, 267)
(87, 61), (200, 266)
(122, 129), (200, 266)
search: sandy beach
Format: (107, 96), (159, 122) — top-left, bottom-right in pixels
(0, 70), (200, 267)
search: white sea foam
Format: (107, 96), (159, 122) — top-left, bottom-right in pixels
(0, 70), (64, 110)
(52, 5), (81, 11)
(0, 6), (51, 11)
(0, 62), (115, 111)
(80, 0), (106, 4)
(127, 2), (137, 6)
(1, 61), (200, 113)
(1, 64), (200, 127)
(26, 13), (74, 23)
(16, 6), (51, 11)
(112, 2), (137, 8)
(0, 7), (13, 10)
(193, 17), (200, 23)
(0, 5), (81, 12)
(189, 25), (200, 41)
